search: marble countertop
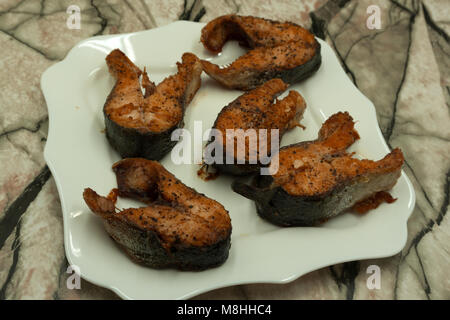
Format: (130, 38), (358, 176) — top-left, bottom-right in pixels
(0, 0), (448, 300)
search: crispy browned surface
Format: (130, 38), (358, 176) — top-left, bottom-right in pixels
(200, 41), (317, 87)
(232, 112), (405, 226)
(200, 15), (320, 90)
(201, 15), (316, 53)
(271, 112), (404, 197)
(83, 159), (231, 249)
(212, 78), (306, 164)
(104, 49), (202, 133)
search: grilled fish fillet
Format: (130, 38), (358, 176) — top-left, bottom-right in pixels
(83, 158), (232, 270)
(200, 15), (321, 90)
(104, 49), (202, 160)
(206, 78), (307, 175)
(233, 112), (404, 226)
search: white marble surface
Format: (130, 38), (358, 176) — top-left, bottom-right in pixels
(0, 0), (448, 300)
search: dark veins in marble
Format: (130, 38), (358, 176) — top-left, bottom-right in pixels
(0, 167), (51, 299)
(90, 0), (108, 36)
(179, 0), (206, 22)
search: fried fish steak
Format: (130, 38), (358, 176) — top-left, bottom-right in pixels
(104, 49), (202, 161)
(205, 78), (307, 175)
(232, 112), (405, 226)
(83, 158), (232, 271)
(200, 15), (321, 90)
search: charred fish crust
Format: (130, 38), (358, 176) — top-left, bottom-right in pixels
(200, 15), (322, 90)
(206, 79), (307, 176)
(103, 49), (202, 161)
(83, 159), (232, 271)
(232, 112), (405, 226)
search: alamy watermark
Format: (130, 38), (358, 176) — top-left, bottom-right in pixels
(366, 265), (381, 290)
(66, 264), (81, 290)
(66, 5), (81, 30)
(366, 5), (382, 30)
(171, 121), (280, 175)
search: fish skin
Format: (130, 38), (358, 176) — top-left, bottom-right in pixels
(83, 158), (232, 271)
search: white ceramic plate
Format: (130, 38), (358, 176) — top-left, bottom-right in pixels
(41, 21), (415, 300)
